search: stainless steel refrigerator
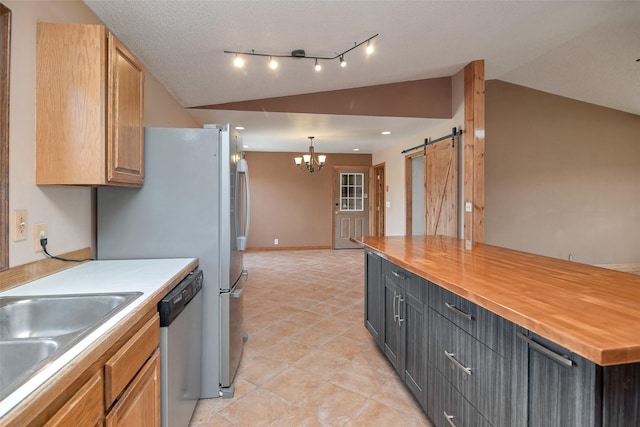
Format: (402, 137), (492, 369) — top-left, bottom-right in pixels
(97, 125), (250, 399)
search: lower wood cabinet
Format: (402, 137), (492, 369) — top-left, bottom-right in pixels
(105, 350), (160, 427)
(45, 371), (104, 427)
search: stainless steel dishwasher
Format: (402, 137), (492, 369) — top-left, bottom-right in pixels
(158, 269), (203, 427)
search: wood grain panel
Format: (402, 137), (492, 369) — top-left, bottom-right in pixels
(104, 350), (160, 427)
(426, 139), (457, 237)
(0, 4), (10, 272)
(0, 248), (92, 291)
(44, 371), (104, 427)
(354, 235), (640, 366)
(104, 314), (159, 408)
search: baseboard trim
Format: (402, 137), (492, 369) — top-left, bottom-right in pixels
(0, 248), (93, 292)
(246, 246), (332, 252)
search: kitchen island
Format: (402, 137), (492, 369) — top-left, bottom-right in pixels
(355, 235), (640, 427)
(0, 258), (198, 427)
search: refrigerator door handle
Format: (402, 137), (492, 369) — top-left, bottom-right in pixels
(236, 158), (250, 251)
(231, 270), (249, 298)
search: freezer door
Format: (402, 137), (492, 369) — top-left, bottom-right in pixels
(220, 270), (248, 392)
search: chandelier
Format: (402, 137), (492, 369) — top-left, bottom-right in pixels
(294, 137), (326, 173)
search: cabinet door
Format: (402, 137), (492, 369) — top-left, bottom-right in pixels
(364, 250), (384, 349)
(519, 331), (601, 427)
(107, 32), (144, 186)
(105, 349), (161, 427)
(403, 287), (427, 406)
(383, 275), (403, 373)
(45, 371), (104, 427)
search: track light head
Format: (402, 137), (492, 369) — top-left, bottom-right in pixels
(233, 54), (244, 68)
(314, 59), (322, 72)
(366, 41), (374, 55)
(339, 56), (347, 68)
(269, 57), (278, 69)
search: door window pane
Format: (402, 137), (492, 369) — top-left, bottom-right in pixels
(340, 173), (365, 212)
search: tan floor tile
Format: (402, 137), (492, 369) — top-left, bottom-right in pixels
(218, 388), (292, 427)
(351, 345), (395, 376)
(191, 412), (236, 427)
(320, 334), (369, 360)
(298, 382), (368, 426)
(258, 337), (313, 364)
(287, 310), (325, 326)
(292, 349), (351, 381)
(236, 353), (289, 386)
(341, 324), (375, 343)
(245, 312), (282, 329)
(290, 325), (339, 347)
(266, 317), (309, 337)
(371, 374), (426, 415)
(345, 398), (433, 427)
(329, 360), (391, 398)
(269, 406), (331, 427)
(262, 366), (325, 404)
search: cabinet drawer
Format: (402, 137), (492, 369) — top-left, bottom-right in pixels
(105, 313), (159, 407)
(383, 261), (427, 303)
(45, 371), (104, 427)
(429, 283), (514, 357)
(427, 364), (492, 427)
(430, 309), (511, 426)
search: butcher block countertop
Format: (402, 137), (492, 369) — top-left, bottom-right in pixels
(354, 235), (640, 367)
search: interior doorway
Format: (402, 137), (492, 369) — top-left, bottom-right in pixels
(405, 149), (426, 235)
(332, 166), (370, 249)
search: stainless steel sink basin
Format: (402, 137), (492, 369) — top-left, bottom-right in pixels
(0, 292), (142, 399)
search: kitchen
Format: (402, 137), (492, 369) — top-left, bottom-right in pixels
(2, 1), (640, 426)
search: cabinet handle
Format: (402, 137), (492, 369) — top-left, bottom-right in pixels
(517, 332), (573, 367)
(445, 302), (474, 321)
(391, 270), (407, 280)
(397, 295), (405, 325)
(444, 411), (457, 427)
(444, 351), (472, 376)
(393, 292), (399, 323)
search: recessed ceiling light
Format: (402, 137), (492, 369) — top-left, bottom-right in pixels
(381, 131), (391, 135)
(243, 145), (249, 148)
(235, 126), (245, 130)
(353, 148), (360, 152)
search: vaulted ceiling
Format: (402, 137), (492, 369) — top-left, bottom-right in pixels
(84, 0), (640, 153)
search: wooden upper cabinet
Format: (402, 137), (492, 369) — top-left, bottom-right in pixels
(36, 23), (144, 187)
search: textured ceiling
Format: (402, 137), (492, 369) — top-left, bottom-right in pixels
(84, 0), (640, 153)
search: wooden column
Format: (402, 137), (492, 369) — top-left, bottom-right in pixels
(463, 60), (485, 242)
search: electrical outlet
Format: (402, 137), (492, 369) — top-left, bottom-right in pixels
(13, 210), (28, 241)
(34, 223), (47, 253)
(274, 238), (279, 245)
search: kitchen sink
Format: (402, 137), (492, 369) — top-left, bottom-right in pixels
(0, 292), (142, 399)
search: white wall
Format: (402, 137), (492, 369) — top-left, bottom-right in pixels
(6, 0), (198, 267)
(372, 68), (465, 236)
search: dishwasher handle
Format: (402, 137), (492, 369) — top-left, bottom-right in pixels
(231, 270), (249, 298)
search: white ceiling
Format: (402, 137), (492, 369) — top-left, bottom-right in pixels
(84, 0), (640, 154)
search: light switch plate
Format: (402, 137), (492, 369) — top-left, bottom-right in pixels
(13, 210), (28, 241)
(465, 202), (472, 212)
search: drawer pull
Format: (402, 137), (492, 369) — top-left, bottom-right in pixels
(391, 270), (407, 280)
(444, 411), (457, 427)
(444, 351), (472, 376)
(517, 332), (573, 367)
(445, 302), (474, 321)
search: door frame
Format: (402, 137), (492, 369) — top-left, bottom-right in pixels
(371, 162), (386, 237)
(404, 149), (425, 236)
(331, 165), (371, 249)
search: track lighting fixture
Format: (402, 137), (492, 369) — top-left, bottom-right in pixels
(224, 34), (378, 72)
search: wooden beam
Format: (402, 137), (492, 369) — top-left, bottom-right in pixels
(463, 60), (485, 242)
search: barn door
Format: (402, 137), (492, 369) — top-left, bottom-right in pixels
(426, 139), (457, 237)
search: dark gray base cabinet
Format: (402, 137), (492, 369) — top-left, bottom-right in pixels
(362, 252), (640, 427)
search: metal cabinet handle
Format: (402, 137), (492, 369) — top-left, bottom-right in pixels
(444, 351), (472, 376)
(444, 411), (457, 427)
(445, 302), (474, 321)
(397, 295), (405, 325)
(517, 332), (573, 367)
(391, 270), (407, 280)
(392, 292), (399, 322)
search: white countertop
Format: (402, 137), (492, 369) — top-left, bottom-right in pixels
(0, 258), (197, 419)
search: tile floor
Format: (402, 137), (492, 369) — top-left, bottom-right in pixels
(188, 249), (432, 426)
